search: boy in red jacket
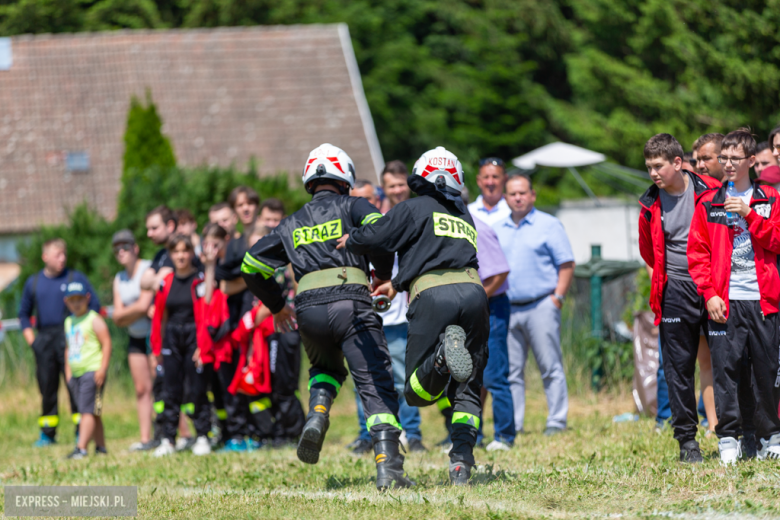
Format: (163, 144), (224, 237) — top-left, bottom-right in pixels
(638, 133), (721, 463)
(688, 128), (780, 464)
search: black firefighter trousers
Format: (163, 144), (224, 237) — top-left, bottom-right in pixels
(297, 299), (401, 437)
(33, 326), (79, 439)
(404, 283), (489, 466)
(160, 322), (211, 441)
(708, 301), (780, 442)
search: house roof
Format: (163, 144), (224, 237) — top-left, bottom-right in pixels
(0, 25), (384, 233)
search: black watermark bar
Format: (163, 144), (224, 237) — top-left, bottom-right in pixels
(5, 486), (137, 517)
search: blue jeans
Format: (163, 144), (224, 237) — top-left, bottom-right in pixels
(355, 323), (422, 442)
(656, 336), (671, 425)
(479, 294), (516, 444)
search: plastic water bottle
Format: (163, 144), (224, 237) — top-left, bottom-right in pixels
(726, 181), (738, 226)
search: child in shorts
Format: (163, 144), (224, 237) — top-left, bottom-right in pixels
(64, 282), (112, 459)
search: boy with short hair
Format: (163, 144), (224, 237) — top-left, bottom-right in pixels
(688, 128), (780, 464)
(638, 133), (721, 463)
(64, 282), (112, 459)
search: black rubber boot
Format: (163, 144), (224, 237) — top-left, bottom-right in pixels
(449, 460), (472, 485)
(373, 430), (415, 490)
(297, 388), (332, 464)
(434, 326), (472, 383)
(679, 440), (703, 463)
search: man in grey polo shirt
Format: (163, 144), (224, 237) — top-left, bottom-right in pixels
(494, 173), (575, 436)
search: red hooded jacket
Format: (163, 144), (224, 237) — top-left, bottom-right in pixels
(638, 170), (721, 325)
(228, 305), (274, 396)
(687, 181), (780, 319)
(150, 272), (232, 365)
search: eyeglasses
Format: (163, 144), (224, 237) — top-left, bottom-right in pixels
(717, 156), (749, 165)
(113, 243), (133, 255)
(479, 157), (505, 168)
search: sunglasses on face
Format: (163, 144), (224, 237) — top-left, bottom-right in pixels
(479, 157), (505, 168)
(113, 243), (133, 255)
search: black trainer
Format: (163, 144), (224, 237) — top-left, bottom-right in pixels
(297, 388), (332, 464)
(680, 440), (703, 463)
(349, 438), (373, 455)
(742, 433), (758, 459)
(95, 446), (108, 455)
(434, 325), (472, 383)
(373, 431), (415, 490)
(449, 460), (472, 485)
(408, 438), (428, 453)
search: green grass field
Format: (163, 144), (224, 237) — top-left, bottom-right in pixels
(1, 369), (779, 520)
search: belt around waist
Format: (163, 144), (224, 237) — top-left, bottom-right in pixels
(297, 267), (369, 295)
(410, 268), (482, 301)
(510, 293), (551, 307)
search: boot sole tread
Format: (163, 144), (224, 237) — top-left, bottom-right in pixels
(444, 325), (472, 383)
(297, 419), (328, 465)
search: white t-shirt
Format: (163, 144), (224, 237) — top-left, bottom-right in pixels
(729, 188), (760, 300)
(373, 257), (408, 326)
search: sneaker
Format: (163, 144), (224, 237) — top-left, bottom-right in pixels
(543, 427), (564, 437)
(33, 432), (56, 448)
(129, 440), (159, 452)
(345, 437), (364, 450)
(192, 435), (211, 456)
(719, 437), (741, 465)
(434, 326), (472, 383)
(192, 436), (211, 456)
(95, 446), (108, 455)
(449, 460), (472, 486)
(408, 438), (428, 453)
(67, 447), (87, 460)
(679, 440), (703, 463)
(742, 434), (758, 459)
(221, 438), (247, 453)
(758, 433), (780, 460)
(154, 439), (175, 458)
(247, 438), (263, 451)
(175, 437), (194, 452)
(349, 438), (373, 456)
(485, 440), (511, 452)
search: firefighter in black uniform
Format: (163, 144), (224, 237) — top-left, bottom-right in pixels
(241, 143), (413, 490)
(340, 146), (489, 485)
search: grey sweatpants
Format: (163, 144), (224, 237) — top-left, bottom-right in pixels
(507, 297), (568, 431)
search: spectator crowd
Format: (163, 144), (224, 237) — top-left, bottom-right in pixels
(16, 124), (780, 467)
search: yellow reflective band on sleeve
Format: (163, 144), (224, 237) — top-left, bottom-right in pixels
(241, 253), (275, 279)
(154, 401), (164, 414)
(181, 403), (195, 415)
(436, 397), (452, 411)
(249, 398), (272, 414)
(216, 408), (227, 420)
(410, 369), (443, 402)
(292, 219), (343, 248)
(361, 213), (383, 225)
(366, 413), (402, 430)
(38, 415), (59, 428)
(452, 411), (480, 429)
(71, 413), (81, 425)
(432, 212), (478, 251)
(308, 374), (342, 392)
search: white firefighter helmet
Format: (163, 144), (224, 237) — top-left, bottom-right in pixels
(301, 143), (356, 193)
(411, 146), (464, 192)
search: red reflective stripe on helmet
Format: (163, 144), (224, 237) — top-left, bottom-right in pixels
(304, 157), (317, 174)
(327, 157), (344, 173)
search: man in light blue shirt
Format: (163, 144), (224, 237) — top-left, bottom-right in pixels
(493, 173), (575, 436)
(467, 158), (512, 226)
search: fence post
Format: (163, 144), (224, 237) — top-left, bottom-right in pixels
(590, 244), (604, 390)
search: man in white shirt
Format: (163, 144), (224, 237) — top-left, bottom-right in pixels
(467, 158), (512, 226)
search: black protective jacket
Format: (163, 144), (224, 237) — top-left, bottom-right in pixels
(346, 177), (479, 293)
(242, 190), (393, 313)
